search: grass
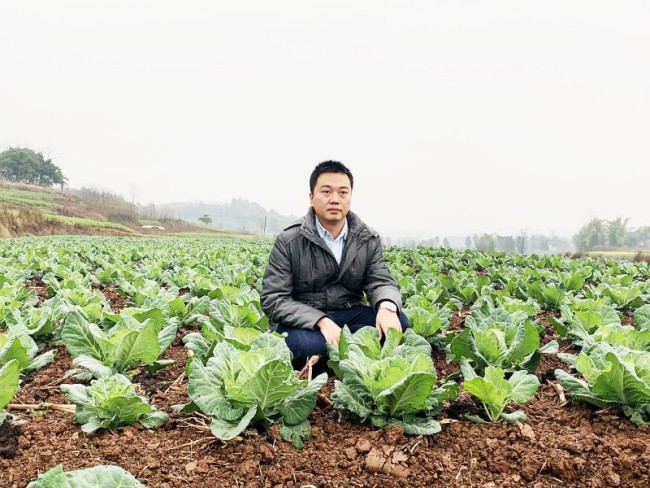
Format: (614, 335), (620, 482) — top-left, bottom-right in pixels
(0, 183), (134, 235)
(0, 190), (63, 209)
(165, 230), (261, 239)
(0, 180), (259, 238)
(44, 214), (135, 233)
(193, 223), (256, 235)
(0, 187), (62, 202)
(587, 250), (650, 261)
(587, 250), (648, 257)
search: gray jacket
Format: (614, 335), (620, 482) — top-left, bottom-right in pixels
(261, 207), (402, 330)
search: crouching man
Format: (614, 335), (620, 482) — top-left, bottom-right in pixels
(261, 160), (409, 370)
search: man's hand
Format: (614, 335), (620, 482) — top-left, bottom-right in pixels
(316, 316), (342, 347)
(376, 308), (402, 340)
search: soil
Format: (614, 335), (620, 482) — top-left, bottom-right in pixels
(24, 279), (50, 304)
(0, 421), (21, 459)
(448, 306), (470, 333)
(101, 286), (129, 313)
(621, 314), (635, 327)
(2, 331), (649, 488)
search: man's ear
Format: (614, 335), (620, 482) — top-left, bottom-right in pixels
(309, 192), (313, 204)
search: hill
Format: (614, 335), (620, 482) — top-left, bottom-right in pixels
(159, 198), (300, 236)
(0, 180), (250, 238)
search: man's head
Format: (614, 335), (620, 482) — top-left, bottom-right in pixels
(309, 161), (353, 230)
(309, 161), (354, 194)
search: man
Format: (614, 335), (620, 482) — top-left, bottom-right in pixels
(261, 161), (409, 370)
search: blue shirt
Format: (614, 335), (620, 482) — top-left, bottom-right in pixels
(315, 217), (348, 265)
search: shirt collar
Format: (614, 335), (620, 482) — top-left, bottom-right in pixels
(315, 216), (348, 242)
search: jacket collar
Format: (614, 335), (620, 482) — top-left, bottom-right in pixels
(300, 206), (369, 240)
(315, 214), (349, 242)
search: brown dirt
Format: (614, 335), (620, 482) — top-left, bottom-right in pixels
(621, 313), (635, 327)
(101, 286), (129, 313)
(24, 278), (50, 304)
(448, 305), (470, 333)
(447, 390), (483, 419)
(17, 347), (73, 404)
(2, 339), (650, 487)
(537, 311), (561, 344)
(536, 311), (581, 383)
(433, 347), (460, 380)
(0, 421), (21, 459)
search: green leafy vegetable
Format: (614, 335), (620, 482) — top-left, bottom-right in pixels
(0, 359), (20, 425)
(555, 344), (650, 425)
(0, 326), (55, 374)
(182, 333), (326, 448)
(461, 359), (539, 423)
(449, 300), (542, 374)
(61, 373), (168, 433)
(61, 311), (177, 378)
(27, 464), (145, 488)
(330, 327), (457, 435)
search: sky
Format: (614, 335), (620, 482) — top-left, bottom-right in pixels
(1, 1), (648, 239)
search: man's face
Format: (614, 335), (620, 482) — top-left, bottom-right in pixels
(309, 172), (352, 227)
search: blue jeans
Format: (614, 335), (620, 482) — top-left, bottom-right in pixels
(273, 303), (410, 371)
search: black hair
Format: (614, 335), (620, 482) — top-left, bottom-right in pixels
(309, 160), (354, 193)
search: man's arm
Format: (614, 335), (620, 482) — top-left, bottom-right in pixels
(363, 239), (403, 313)
(261, 235), (327, 330)
(363, 239), (403, 339)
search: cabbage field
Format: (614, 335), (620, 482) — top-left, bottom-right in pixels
(1, 236), (649, 487)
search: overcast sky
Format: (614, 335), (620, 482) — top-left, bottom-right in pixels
(1, 1), (648, 239)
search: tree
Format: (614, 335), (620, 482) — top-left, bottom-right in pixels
(537, 236), (550, 252)
(474, 234), (497, 252)
(573, 218), (608, 252)
(625, 226), (650, 247)
(496, 235), (517, 253)
(442, 237), (450, 248)
(573, 216), (650, 251)
(465, 236), (473, 249)
(517, 231), (528, 254)
(607, 216), (629, 248)
(0, 147), (67, 187)
(198, 214), (212, 226)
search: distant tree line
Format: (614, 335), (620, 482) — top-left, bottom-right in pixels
(67, 187), (178, 225)
(0, 147), (67, 188)
(160, 198), (299, 235)
(470, 233), (571, 254)
(72, 187), (141, 222)
(388, 218), (650, 255)
(386, 233), (572, 254)
(573, 217), (650, 252)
